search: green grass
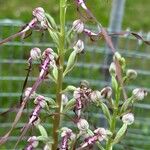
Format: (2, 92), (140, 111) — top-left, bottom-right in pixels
(0, 0), (149, 31)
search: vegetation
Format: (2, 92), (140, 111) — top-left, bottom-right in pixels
(0, 0), (150, 31)
(0, 0), (149, 149)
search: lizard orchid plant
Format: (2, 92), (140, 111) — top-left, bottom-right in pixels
(0, 0), (149, 150)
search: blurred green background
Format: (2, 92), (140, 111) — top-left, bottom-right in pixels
(0, 0), (149, 31)
(0, 0), (150, 149)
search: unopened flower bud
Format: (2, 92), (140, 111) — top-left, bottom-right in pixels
(77, 119), (89, 131)
(100, 86), (112, 99)
(109, 62), (116, 76)
(73, 40), (84, 53)
(34, 95), (46, 108)
(126, 69), (137, 80)
(72, 19), (84, 33)
(62, 94), (68, 105)
(33, 7), (45, 22)
(113, 52), (122, 62)
(44, 144), (51, 150)
(28, 136), (39, 148)
(24, 87), (36, 99)
(122, 113), (134, 125)
(80, 80), (89, 88)
(61, 127), (72, 137)
(30, 47), (41, 60)
(94, 128), (107, 141)
(113, 52), (126, 69)
(42, 48), (55, 59)
(90, 90), (102, 102)
(42, 48), (56, 67)
(132, 88), (147, 101)
(64, 85), (77, 92)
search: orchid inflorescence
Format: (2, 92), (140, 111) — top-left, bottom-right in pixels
(0, 1), (149, 150)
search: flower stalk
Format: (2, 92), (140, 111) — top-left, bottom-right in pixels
(52, 0), (66, 149)
(106, 83), (121, 150)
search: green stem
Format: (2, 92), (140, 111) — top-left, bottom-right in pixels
(106, 86), (120, 150)
(52, 0), (66, 149)
(106, 141), (112, 150)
